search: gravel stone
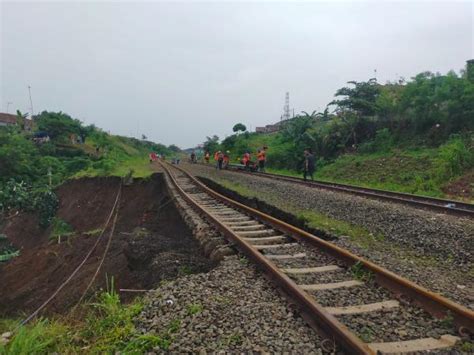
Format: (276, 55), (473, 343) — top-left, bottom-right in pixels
(136, 256), (323, 353)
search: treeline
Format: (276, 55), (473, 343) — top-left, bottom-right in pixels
(0, 111), (172, 223)
(206, 64), (474, 176)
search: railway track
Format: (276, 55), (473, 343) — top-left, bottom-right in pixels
(206, 163), (474, 218)
(160, 161), (473, 354)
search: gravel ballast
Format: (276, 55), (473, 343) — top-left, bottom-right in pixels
(184, 163), (474, 309)
(136, 256), (323, 353)
(141, 167), (325, 353)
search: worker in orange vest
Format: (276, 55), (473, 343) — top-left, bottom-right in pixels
(242, 151), (251, 168)
(223, 151), (230, 169)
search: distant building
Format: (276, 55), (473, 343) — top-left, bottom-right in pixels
(255, 119), (289, 134)
(0, 112), (33, 131)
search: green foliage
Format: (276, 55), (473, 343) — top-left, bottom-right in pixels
(435, 136), (474, 179)
(350, 261), (373, 282)
(232, 123), (247, 133)
(0, 180), (31, 213)
(0, 319), (68, 355)
(203, 135), (220, 153)
(34, 111), (84, 142)
(49, 218), (75, 242)
(34, 189), (59, 228)
(212, 66), (474, 198)
(0, 285), (168, 354)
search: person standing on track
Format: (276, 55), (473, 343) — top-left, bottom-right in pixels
(217, 151), (224, 170)
(204, 151), (210, 164)
(223, 151), (230, 169)
(303, 148), (315, 181)
(257, 146), (267, 172)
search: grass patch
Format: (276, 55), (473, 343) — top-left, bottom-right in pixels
(178, 265), (193, 276)
(297, 210), (384, 249)
(83, 228), (104, 237)
(267, 146), (473, 201)
(186, 303), (203, 316)
(75, 156), (154, 179)
(0, 279), (170, 354)
(218, 180), (258, 198)
(350, 261), (373, 282)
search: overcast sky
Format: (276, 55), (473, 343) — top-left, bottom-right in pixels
(1, 1), (473, 148)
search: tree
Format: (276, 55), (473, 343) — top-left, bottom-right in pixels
(203, 135), (219, 153)
(168, 144), (181, 152)
(141, 134), (147, 140)
(330, 79), (380, 116)
(329, 79), (380, 146)
(232, 123), (247, 133)
(34, 111), (82, 141)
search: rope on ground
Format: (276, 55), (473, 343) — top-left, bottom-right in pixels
(71, 183), (122, 311)
(15, 182), (123, 330)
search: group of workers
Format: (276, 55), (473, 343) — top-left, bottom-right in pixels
(201, 146), (268, 172)
(151, 146), (316, 181)
(198, 146), (316, 181)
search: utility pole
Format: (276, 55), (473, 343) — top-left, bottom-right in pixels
(6, 101), (12, 113)
(28, 85), (34, 117)
(282, 92), (290, 121)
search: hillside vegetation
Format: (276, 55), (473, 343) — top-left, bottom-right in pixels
(0, 111), (172, 227)
(204, 66), (474, 200)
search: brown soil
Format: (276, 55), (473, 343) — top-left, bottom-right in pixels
(442, 171), (474, 201)
(0, 173), (216, 317)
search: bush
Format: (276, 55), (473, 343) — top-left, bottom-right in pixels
(33, 188), (59, 228)
(359, 128), (394, 153)
(436, 136), (474, 179)
(0, 180), (31, 214)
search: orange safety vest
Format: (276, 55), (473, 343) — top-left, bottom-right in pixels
(257, 151), (266, 161)
(214, 152), (218, 161)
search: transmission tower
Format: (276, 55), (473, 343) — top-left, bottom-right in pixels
(282, 92), (290, 121)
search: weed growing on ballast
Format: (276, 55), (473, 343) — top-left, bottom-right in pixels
(350, 261), (373, 282)
(187, 303), (203, 316)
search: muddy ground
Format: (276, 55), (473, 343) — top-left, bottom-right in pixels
(0, 173), (216, 317)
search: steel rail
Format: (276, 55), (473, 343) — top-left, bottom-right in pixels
(164, 161), (474, 334)
(160, 161), (373, 354)
(199, 162), (474, 217)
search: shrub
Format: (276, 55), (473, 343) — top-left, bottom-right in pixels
(436, 137), (474, 179)
(33, 188), (59, 228)
(0, 180), (31, 214)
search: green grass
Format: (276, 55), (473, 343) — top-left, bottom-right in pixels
(186, 303), (203, 316)
(0, 282), (170, 354)
(297, 210), (384, 249)
(218, 180), (258, 198)
(76, 156), (154, 179)
(266, 147), (472, 201)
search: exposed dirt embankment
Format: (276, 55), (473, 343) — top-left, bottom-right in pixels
(0, 173), (216, 317)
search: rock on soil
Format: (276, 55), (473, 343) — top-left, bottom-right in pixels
(184, 163), (474, 309)
(136, 256), (323, 354)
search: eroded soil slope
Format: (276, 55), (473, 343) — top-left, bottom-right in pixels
(0, 174), (215, 316)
